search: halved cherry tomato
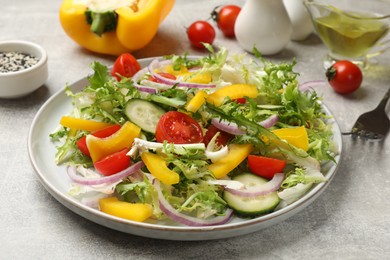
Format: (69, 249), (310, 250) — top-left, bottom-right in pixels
(248, 155), (286, 179)
(77, 124), (121, 157)
(156, 111), (204, 144)
(211, 5), (241, 38)
(111, 53), (141, 81)
(94, 148), (131, 176)
(203, 125), (234, 147)
(187, 21), (216, 49)
(148, 72), (176, 83)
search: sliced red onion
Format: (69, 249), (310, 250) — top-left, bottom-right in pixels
(67, 161), (145, 186)
(211, 114), (278, 136)
(148, 59), (216, 89)
(188, 66), (202, 72)
(134, 85), (158, 94)
(132, 66), (149, 82)
(153, 179), (233, 226)
(205, 145), (229, 162)
(225, 173), (285, 198)
(298, 80), (326, 92)
(211, 118), (246, 135)
(259, 114), (279, 128)
(131, 66), (158, 94)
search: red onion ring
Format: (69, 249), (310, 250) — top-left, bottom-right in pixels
(225, 173), (285, 197)
(298, 80), (326, 92)
(153, 179), (234, 226)
(130, 67), (158, 94)
(211, 114), (278, 136)
(211, 118), (246, 135)
(134, 85), (158, 94)
(67, 161), (145, 186)
(148, 59), (216, 89)
(259, 114), (279, 128)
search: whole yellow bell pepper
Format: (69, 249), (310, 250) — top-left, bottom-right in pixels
(99, 197), (152, 222)
(206, 84), (258, 106)
(59, 0), (175, 55)
(208, 144), (253, 179)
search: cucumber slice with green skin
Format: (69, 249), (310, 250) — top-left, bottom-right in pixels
(223, 173), (280, 218)
(125, 99), (166, 133)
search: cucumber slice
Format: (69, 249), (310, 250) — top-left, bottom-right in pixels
(223, 173), (280, 217)
(125, 99), (165, 133)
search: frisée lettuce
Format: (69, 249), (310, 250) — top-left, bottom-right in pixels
(50, 46), (338, 226)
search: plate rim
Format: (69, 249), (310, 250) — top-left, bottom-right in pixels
(27, 57), (343, 240)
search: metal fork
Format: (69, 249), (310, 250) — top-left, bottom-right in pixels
(343, 87), (390, 140)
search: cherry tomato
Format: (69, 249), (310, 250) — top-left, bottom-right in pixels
(247, 155), (286, 179)
(148, 72), (176, 83)
(326, 60), (363, 94)
(187, 21), (216, 49)
(203, 125), (234, 147)
(211, 5), (241, 38)
(111, 53), (141, 81)
(94, 148), (131, 176)
(156, 111), (204, 144)
(77, 124), (121, 157)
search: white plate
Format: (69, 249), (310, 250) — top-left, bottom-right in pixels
(28, 58), (343, 241)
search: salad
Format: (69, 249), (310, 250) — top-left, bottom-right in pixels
(50, 46), (337, 226)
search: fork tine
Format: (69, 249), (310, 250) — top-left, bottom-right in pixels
(344, 88), (390, 141)
(352, 130), (384, 140)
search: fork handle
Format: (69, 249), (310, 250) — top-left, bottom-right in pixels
(376, 87), (390, 111)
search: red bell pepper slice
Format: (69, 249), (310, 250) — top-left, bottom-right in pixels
(248, 155), (286, 179)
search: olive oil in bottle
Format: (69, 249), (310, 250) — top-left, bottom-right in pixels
(314, 11), (389, 58)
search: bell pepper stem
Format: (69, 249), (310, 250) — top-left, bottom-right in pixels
(86, 10), (117, 37)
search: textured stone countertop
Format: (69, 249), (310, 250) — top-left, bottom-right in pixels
(1, 0), (389, 259)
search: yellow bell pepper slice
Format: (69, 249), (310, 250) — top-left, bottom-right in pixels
(185, 90), (208, 113)
(59, 0), (175, 55)
(99, 197), (152, 222)
(272, 126), (309, 151)
(163, 65), (188, 76)
(181, 72), (212, 84)
(86, 121), (141, 162)
(206, 84), (258, 106)
(161, 65), (212, 84)
(208, 144), (253, 179)
(141, 152), (180, 185)
(60, 116), (114, 132)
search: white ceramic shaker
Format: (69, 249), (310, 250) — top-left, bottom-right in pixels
(234, 0), (292, 55)
(283, 0), (314, 41)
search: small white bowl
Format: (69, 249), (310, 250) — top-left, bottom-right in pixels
(0, 40), (48, 99)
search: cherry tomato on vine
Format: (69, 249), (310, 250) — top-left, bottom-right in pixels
(326, 60), (363, 94)
(187, 21), (216, 49)
(211, 5), (241, 38)
(156, 111), (204, 144)
(111, 53), (141, 81)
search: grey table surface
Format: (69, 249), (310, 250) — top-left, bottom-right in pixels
(1, 0), (389, 259)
